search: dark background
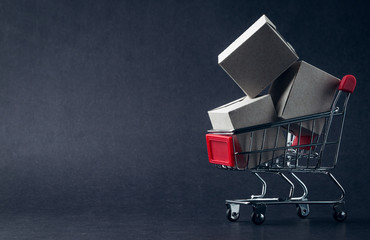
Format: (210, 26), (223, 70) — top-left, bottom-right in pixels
(0, 0), (369, 239)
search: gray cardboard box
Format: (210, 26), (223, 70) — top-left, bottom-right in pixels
(218, 14), (298, 98)
(235, 128), (287, 169)
(269, 61), (340, 136)
(208, 94), (277, 131)
(208, 94), (286, 169)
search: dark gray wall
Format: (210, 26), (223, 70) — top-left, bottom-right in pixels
(0, 0), (369, 216)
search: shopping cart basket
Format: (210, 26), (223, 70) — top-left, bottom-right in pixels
(206, 75), (356, 224)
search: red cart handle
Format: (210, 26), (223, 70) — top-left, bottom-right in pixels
(338, 75), (356, 93)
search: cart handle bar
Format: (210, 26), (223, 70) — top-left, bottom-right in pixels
(338, 75), (356, 93)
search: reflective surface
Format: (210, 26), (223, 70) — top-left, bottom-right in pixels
(0, 206), (369, 240)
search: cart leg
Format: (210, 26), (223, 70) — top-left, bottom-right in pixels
(251, 173), (267, 199)
(279, 173), (295, 200)
(324, 172), (346, 222)
(326, 172), (346, 202)
(226, 203), (240, 222)
(251, 204), (266, 225)
(290, 173), (309, 200)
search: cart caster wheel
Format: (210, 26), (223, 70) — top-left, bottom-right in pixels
(251, 212), (265, 225)
(251, 204), (266, 225)
(333, 210), (347, 222)
(296, 204), (310, 218)
(333, 203), (347, 222)
(226, 208), (240, 222)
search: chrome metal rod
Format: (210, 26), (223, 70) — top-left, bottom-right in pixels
(259, 129), (267, 166)
(251, 173), (267, 199)
(279, 173), (295, 199)
(290, 173), (309, 200)
(295, 122), (302, 168)
(237, 141), (338, 155)
(308, 119), (316, 168)
(334, 93), (350, 166)
(283, 124), (290, 168)
(226, 199), (343, 205)
(326, 172), (346, 202)
(232, 135), (239, 169)
(319, 92), (342, 162)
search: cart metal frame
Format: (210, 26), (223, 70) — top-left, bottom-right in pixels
(206, 75), (356, 224)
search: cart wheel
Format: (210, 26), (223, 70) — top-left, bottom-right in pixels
(251, 212), (265, 225)
(296, 204), (310, 218)
(333, 210), (347, 222)
(333, 204), (347, 222)
(226, 208), (240, 222)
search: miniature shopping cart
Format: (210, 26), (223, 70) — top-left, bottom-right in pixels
(206, 75), (356, 225)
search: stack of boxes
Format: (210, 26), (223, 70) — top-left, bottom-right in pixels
(208, 15), (339, 168)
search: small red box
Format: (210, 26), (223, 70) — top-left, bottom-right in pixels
(206, 134), (235, 167)
(292, 135), (316, 150)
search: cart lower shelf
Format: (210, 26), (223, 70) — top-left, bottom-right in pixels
(224, 171), (347, 225)
(226, 200), (346, 225)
